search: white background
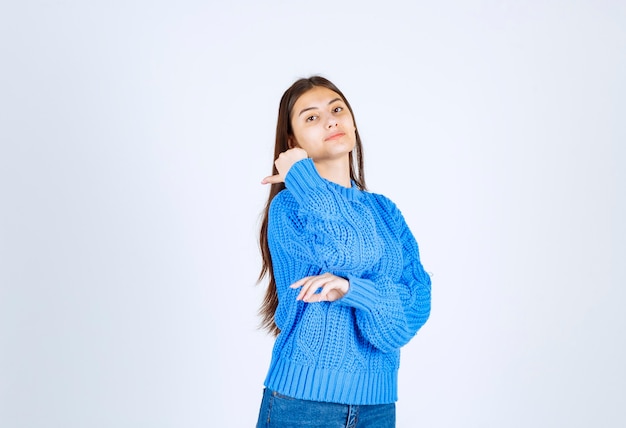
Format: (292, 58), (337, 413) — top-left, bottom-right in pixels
(1, 1), (624, 427)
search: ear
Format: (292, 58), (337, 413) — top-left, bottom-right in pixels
(288, 137), (298, 149)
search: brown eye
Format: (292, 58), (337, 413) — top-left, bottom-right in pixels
(333, 106), (343, 113)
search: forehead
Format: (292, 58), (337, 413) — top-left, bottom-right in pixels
(293, 86), (343, 112)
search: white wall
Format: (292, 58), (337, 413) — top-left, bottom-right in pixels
(1, 1), (624, 427)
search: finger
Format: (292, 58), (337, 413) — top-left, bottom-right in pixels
(305, 288), (334, 303)
(291, 274), (334, 301)
(300, 273), (338, 301)
(290, 276), (312, 289)
(301, 277), (332, 302)
(297, 278), (324, 301)
(291, 276), (323, 302)
(261, 174), (283, 185)
(297, 280), (319, 301)
(317, 281), (341, 301)
(317, 277), (348, 302)
(317, 285), (332, 301)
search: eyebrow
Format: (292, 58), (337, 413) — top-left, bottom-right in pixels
(298, 97), (343, 117)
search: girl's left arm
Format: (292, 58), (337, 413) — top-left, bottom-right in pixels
(338, 199), (432, 353)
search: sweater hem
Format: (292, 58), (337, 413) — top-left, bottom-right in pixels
(264, 358), (398, 405)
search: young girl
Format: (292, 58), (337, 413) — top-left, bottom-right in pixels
(256, 76), (431, 427)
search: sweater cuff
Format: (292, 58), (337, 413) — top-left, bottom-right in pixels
(284, 158), (325, 204)
(340, 276), (380, 312)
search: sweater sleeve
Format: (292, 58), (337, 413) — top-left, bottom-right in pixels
(267, 159), (384, 332)
(339, 197), (431, 353)
(277, 158), (383, 272)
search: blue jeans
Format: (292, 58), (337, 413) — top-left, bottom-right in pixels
(256, 388), (396, 428)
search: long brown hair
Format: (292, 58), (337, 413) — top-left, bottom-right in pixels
(258, 76), (367, 336)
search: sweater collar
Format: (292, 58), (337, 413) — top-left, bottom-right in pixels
(323, 178), (363, 201)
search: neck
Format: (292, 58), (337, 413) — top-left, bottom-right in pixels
(313, 157), (352, 188)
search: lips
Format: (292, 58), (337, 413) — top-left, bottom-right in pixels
(324, 131), (345, 141)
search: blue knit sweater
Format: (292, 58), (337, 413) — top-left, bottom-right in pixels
(264, 158), (431, 405)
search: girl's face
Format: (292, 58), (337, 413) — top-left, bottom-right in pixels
(289, 86), (356, 163)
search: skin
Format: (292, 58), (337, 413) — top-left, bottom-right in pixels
(262, 86), (355, 303)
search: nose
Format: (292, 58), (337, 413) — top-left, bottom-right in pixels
(327, 117), (338, 128)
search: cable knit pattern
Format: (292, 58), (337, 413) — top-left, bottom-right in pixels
(264, 158), (431, 405)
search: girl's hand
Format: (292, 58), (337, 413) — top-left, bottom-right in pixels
(261, 148), (308, 184)
(290, 273), (350, 303)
